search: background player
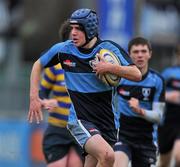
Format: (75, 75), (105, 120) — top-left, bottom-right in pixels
(158, 44), (180, 167)
(113, 37), (165, 167)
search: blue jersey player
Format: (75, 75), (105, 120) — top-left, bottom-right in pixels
(113, 37), (165, 167)
(158, 44), (180, 167)
(27, 8), (141, 167)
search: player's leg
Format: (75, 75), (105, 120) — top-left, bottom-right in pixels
(84, 154), (97, 167)
(173, 138), (180, 167)
(67, 147), (83, 167)
(114, 152), (129, 167)
(113, 142), (130, 167)
(67, 120), (115, 167)
(47, 156), (68, 167)
(158, 125), (175, 167)
(42, 126), (73, 167)
(157, 151), (172, 167)
(43, 143), (69, 167)
(85, 134), (114, 167)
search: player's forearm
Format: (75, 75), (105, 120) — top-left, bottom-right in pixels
(140, 102), (165, 124)
(30, 60), (42, 100)
(109, 64), (142, 81)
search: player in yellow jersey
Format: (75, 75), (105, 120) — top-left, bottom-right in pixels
(39, 20), (83, 167)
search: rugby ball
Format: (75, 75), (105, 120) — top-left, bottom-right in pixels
(98, 49), (121, 86)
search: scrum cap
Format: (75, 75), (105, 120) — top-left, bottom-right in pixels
(70, 8), (98, 40)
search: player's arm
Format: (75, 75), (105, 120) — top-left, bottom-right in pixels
(129, 97), (165, 124)
(28, 59), (43, 123)
(161, 69), (180, 104)
(93, 56), (142, 82)
(165, 90), (180, 104)
(106, 63), (141, 81)
(28, 44), (61, 123)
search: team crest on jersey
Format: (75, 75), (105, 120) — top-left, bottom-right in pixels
(63, 59), (76, 67)
(142, 88), (151, 101)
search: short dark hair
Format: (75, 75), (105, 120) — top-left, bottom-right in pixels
(128, 37), (152, 52)
(58, 19), (71, 42)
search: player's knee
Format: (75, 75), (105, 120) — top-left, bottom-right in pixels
(101, 150), (114, 166)
(174, 153), (180, 166)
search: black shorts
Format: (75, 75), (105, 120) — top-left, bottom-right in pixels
(158, 124), (180, 154)
(114, 137), (157, 167)
(67, 119), (117, 150)
(114, 113), (157, 166)
(42, 125), (83, 164)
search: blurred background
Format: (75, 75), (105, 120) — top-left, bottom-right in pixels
(0, 0), (179, 166)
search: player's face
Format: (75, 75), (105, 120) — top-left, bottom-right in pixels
(129, 45), (151, 71)
(70, 24), (86, 47)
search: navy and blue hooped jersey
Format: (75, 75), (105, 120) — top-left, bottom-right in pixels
(116, 69), (165, 144)
(39, 39), (132, 131)
(161, 66), (180, 124)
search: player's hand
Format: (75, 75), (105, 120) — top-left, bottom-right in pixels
(27, 97), (43, 124)
(128, 97), (145, 116)
(92, 54), (112, 75)
(41, 99), (58, 112)
(166, 91), (180, 104)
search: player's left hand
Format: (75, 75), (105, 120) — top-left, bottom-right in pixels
(92, 54), (112, 75)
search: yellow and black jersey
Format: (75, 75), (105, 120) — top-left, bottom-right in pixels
(40, 64), (71, 127)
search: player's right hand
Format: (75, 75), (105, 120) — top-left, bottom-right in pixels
(27, 97), (43, 124)
(166, 91), (180, 104)
(41, 99), (58, 111)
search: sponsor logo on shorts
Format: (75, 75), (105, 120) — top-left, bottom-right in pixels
(89, 128), (99, 133)
(115, 142), (123, 146)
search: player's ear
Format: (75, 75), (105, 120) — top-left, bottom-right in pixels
(149, 50), (152, 58)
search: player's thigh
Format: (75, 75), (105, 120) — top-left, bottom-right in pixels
(84, 154), (97, 167)
(85, 134), (114, 160)
(173, 138), (180, 162)
(42, 128), (72, 164)
(67, 147), (83, 167)
(43, 144), (70, 164)
(114, 152), (129, 167)
(158, 151), (172, 167)
(68, 120), (113, 153)
(113, 142), (131, 167)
